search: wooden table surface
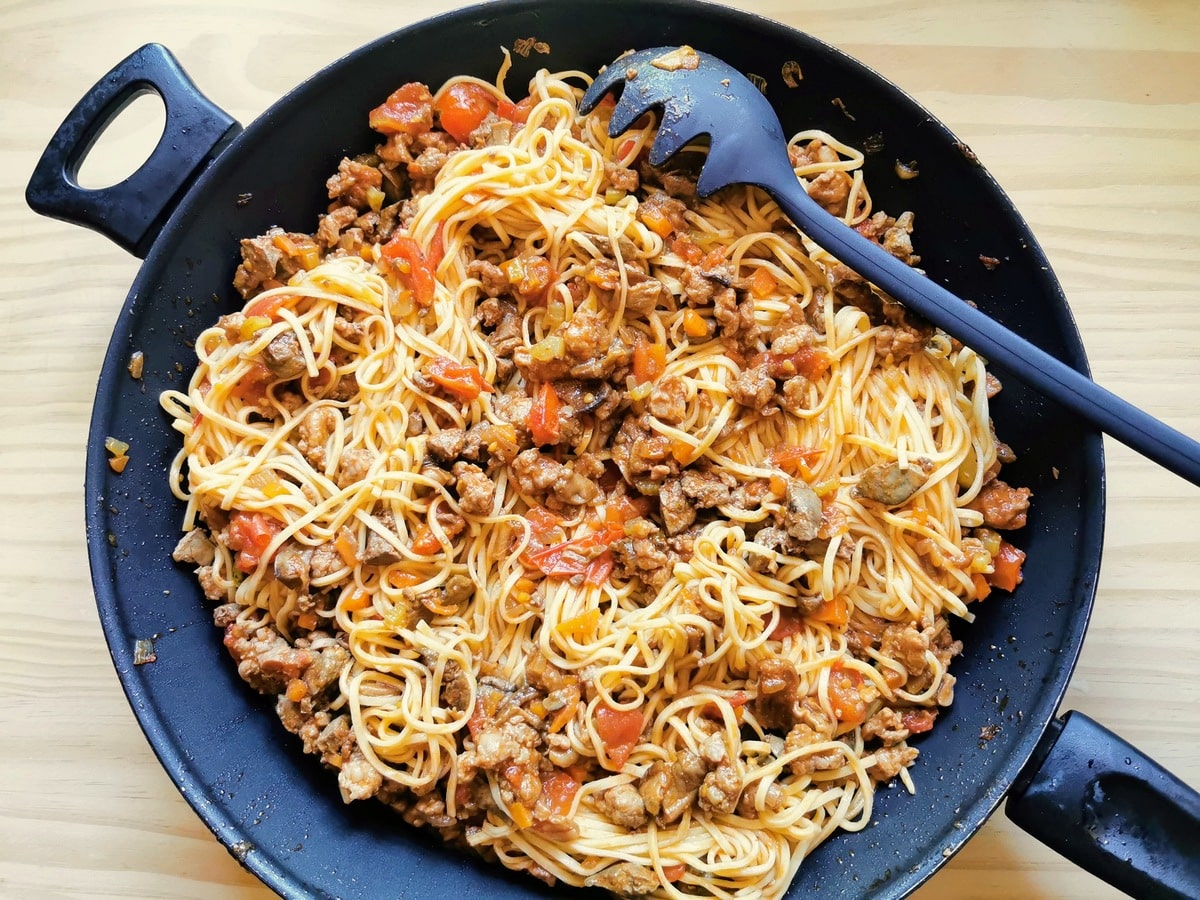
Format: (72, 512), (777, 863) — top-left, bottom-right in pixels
(3, 0), (1198, 897)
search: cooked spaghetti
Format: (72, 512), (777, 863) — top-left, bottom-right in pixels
(161, 52), (1031, 900)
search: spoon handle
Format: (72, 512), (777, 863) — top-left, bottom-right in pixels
(764, 171), (1200, 487)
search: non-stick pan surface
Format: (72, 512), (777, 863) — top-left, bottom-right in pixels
(35, 0), (1112, 896)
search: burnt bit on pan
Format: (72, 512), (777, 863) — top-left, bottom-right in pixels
(133, 638), (157, 665)
(831, 97), (856, 121)
(954, 140), (980, 166)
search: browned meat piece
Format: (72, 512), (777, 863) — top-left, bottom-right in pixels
(426, 428), (466, 463)
(730, 362), (774, 408)
(845, 613), (889, 656)
(308, 541), (343, 582)
(475, 297), (522, 362)
(458, 692), (544, 806)
(968, 479), (1032, 529)
(698, 763), (742, 814)
(780, 376), (810, 413)
(679, 266), (715, 306)
(713, 285), (755, 345)
(317, 205), (360, 248)
(737, 779), (785, 816)
(273, 541), (312, 590)
(625, 278), (668, 315)
(658, 478), (696, 535)
(437, 657), (472, 711)
(660, 171), (698, 199)
(335, 448), (375, 489)
(881, 211), (919, 265)
(217, 312), (247, 341)
(259, 331), (307, 380)
(875, 324), (928, 361)
(602, 159), (640, 193)
(172, 529), (215, 566)
(511, 448), (563, 495)
(290, 410), (342, 463)
(853, 457), (934, 507)
(826, 261), (881, 321)
(467, 259), (511, 298)
(680, 469), (730, 508)
(584, 863), (659, 897)
(782, 479), (823, 542)
(212, 602), (240, 628)
(223, 620), (313, 693)
(326, 157), (382, 208)
(611, 524), (675, 590)
(748, 526), (802, 571)
(788, 138), (840, 169)
(610, 415), (676, 491)
(647, 374), (687, 424)
(408, 145), (448, 180)
(467, 112), (512, 148)
(639, 750), (706, 825)
(986, 373), (1003, 399)
(197, 567), (227, 601)
(510, 449), (600, 506)
(333, 315), (367, 344)
(561, 310), (609, 367)
(881, 623), (930, 677)
(232, 229), (314, 300)
(753, 658), (801, 731)
(362, 510), (403, 566)
(492, 390), (534, 446)
(585, 257), (621, 292)
(806, 169), (853, 216)
(304, 643), (350, 696)
(868, 745), (919, 782)
(637, 191), (688, 235)
(862, 707), (908, 746)
(596, 783), (648, 829)
(452, 461), (496, 516)
(339, 747), (383, 803)
(785, 722), (845, 776)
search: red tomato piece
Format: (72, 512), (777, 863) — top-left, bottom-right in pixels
(770, 604), (805, 639)
(901, 708), (938, 734)
(425, 356), (493, 401)
(435, 82), (497, 143)
(986, 540), (1026, 592)
(380, 235), (437, 307)
(828, 663), (868, 726)
(231, 361), (274, 405)
(583, 551), (614, 587)
(368, 83), (434, 136)
(528, 382), (561, 445)
(594, 703), (643, 769)
(497, 95), (535, 125)
(227, 510), (282, 574)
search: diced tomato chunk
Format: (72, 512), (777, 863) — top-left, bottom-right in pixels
(227, 510), (282, 574)
(986, 540), (1026, 592)
(594, 703), (643, 769)
(369, 83), (434, 136)
(435, 82), (497, 143)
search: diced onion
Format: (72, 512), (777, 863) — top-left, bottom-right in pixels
(104, 436), (130, 457)
(530, 335), (564, 362)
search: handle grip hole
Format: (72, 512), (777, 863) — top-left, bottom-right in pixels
(75, 89), (167, 190)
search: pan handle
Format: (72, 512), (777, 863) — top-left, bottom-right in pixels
(1006, 710), (1200, 898)
(25, 43), (241, 258)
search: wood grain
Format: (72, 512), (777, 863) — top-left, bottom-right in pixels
(2, 1), (1197, 897)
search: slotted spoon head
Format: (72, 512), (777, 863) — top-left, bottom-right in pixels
(580, 46), (798, 197)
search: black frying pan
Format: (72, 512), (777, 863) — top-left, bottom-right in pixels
(26, 0), (1200, 896)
